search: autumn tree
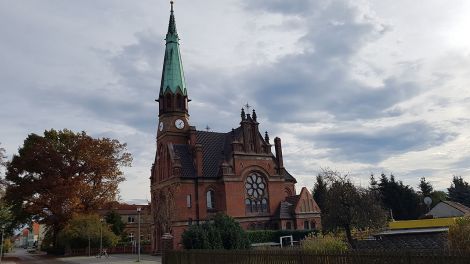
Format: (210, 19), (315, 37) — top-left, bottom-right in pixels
(59, 213), (118, 249)
(321, 170), (387, 247)
(3, 129), (131, 247)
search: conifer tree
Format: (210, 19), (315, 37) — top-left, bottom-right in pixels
(418, 177), (433, 197)
(448, 176), (470, 207)
(313, 174), (328, 212)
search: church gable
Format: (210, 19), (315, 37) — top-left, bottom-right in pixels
(294, 187), (321, 214)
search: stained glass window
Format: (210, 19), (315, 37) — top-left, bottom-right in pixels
(245, 172), (268, 213)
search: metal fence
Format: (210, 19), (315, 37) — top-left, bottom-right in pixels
(163, 249), (470, 264)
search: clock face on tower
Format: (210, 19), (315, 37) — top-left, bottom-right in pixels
(175, 119), (185, 129)
(159, 121), (164, 131)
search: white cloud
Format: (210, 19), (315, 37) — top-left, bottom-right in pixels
(1, 0), (470, 200)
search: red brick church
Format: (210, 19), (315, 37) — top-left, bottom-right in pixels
(150, 2), (321, 252)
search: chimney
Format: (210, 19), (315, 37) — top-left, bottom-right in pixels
(195, 144), (203, 177)
(189, 126), (197, 146)
(274, 137), (284, 169)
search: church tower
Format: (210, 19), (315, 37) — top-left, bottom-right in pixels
(157, 0), (189, 143)
(151, 2), (190, 252)
(150, 1), (321, 253)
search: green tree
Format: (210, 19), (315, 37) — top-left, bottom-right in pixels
(3, 129), (132, 247)
(378, 174), (421, 220)
(322, 171), (387, 247)
(105, 210), (125, 236)
(59, 214), (118, 249)
(181, 213), (249, 250)
(418, 177), (433, 197)
(430, 191), (447, 207)
(448, 176), (470, 207)
(313, 174), (328, 212)
(181, 223), (222, 249)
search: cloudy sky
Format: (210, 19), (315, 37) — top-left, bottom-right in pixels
(1, 0), (470, 203)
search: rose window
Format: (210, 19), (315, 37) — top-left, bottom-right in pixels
(245, 172), (268, 213)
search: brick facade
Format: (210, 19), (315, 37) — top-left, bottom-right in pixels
(150, 3), (321, 253)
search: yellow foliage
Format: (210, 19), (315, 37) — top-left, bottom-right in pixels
(302, 233), (349, 253)
(448, 216), (470, 252)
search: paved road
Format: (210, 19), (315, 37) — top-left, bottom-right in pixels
(2, 248), (161, 264)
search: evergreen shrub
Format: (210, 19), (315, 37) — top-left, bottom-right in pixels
(181, 213), (249, 250)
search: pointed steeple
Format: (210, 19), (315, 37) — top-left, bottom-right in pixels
(160, 1), (187, 96)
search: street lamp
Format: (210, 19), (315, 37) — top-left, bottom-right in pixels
(137, 207), (142, 262)
(99, 218), (104, 258)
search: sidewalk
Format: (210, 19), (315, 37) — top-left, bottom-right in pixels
(56, 254), (162, 263)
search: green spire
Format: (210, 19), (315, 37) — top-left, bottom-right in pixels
(160, 1), (187, 96)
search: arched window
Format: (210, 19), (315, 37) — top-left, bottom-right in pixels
(262, 198), (268, 212)
(245, 199), (252, 213)
(206, 190), (215, 210)
(245, 172), (269, 214)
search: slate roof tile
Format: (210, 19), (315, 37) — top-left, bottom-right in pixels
(173, 144), (196, 178)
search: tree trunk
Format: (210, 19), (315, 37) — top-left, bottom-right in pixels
(344, 225), (355, 249)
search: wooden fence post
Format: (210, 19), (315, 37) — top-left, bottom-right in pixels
(161, 233), (174, 264)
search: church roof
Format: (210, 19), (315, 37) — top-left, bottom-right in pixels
(159, 2), (187, 96)
(196, 130), (228, 178)
(171, 127), (297, 182)
(174, 144), (196, 178)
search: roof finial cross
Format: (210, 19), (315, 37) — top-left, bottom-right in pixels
(205, 125), (211, 132)
(170, 0), (174, 12)
(244, 102), (251, 112)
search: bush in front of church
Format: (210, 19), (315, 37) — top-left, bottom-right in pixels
(301, 233), (349, 253)
(182, 213), (250, 250)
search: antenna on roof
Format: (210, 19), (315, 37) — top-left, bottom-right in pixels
(424, 196), (432, 213)
(205, 125), (211, 132)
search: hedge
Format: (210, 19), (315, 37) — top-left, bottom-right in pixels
(247, 230), (320, 244)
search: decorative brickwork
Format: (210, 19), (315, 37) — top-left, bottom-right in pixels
(150, 3), (321, 253)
